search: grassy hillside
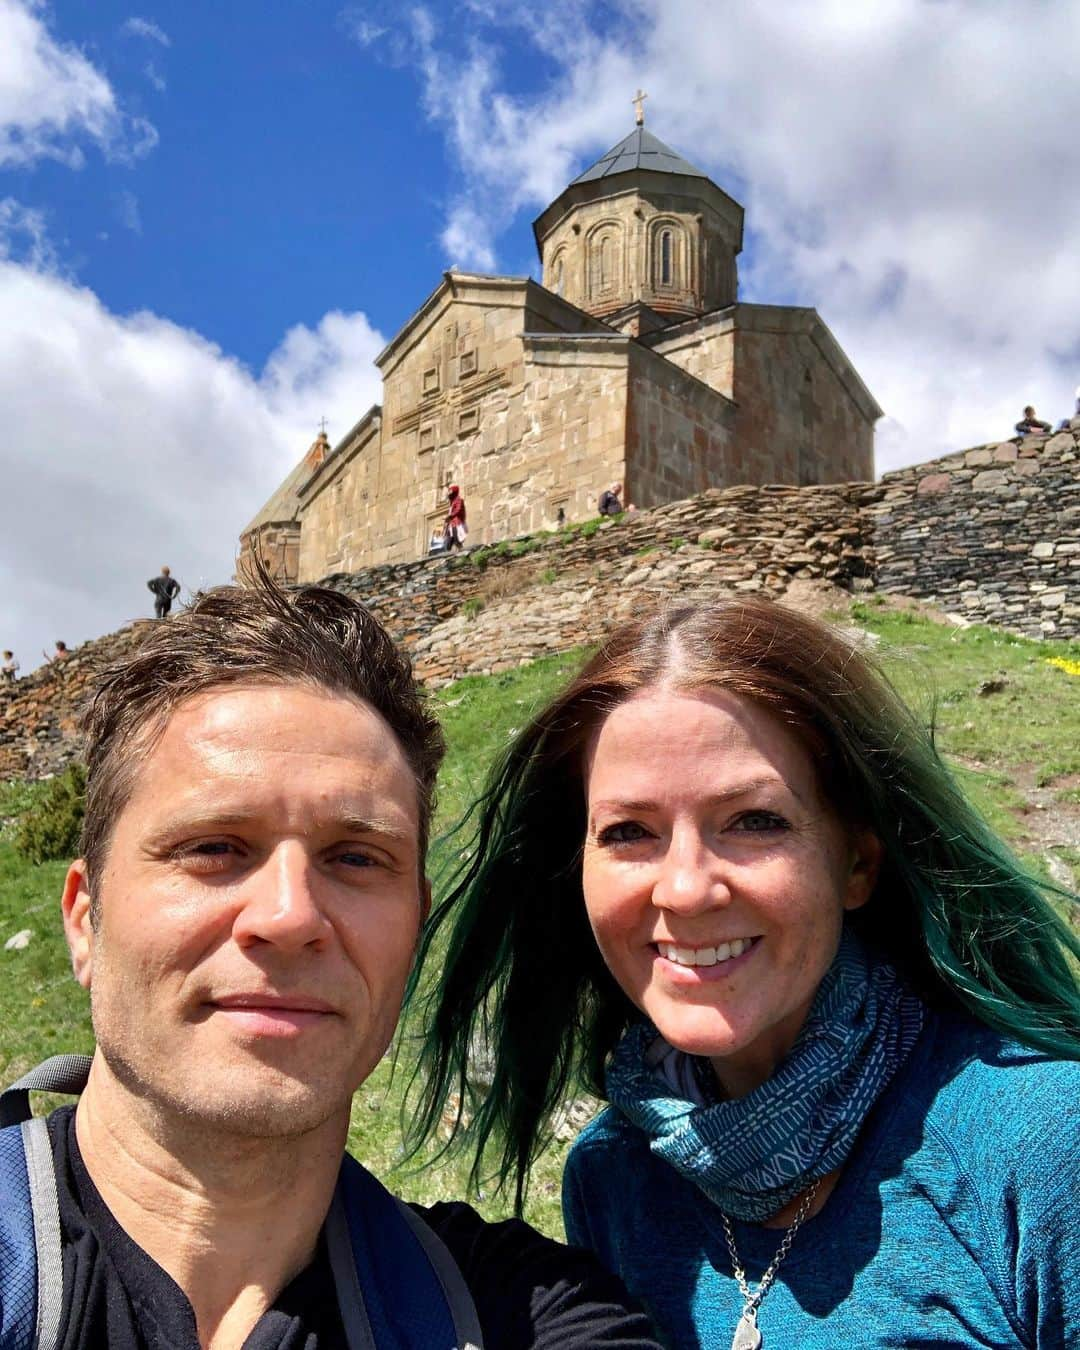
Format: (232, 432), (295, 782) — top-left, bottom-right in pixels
(1, 606), (1078, 1238)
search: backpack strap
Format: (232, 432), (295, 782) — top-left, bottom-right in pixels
(330, 1154), (483, 1349)
(389, 1196), (483, 1350)
(0, 1054), (94, 1128)
(0, 1120), (65, 1350)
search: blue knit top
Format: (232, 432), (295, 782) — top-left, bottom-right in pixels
(563, 1008), (1078, 1348)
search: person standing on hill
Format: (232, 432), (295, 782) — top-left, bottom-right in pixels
(1, 650), (18, 681)
(147, 564), (181, 618)
(445, 484), (468, 550)
(598, 482), (623, 516)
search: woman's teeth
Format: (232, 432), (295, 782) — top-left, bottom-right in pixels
(657, 938), (755, 968)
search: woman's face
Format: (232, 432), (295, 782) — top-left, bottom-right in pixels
(582, 686), (879, 1096)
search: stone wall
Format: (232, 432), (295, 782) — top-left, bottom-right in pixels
(0, 622), (155, 782)
(866, 423), (1080, 637)
(645, 304), (877, 484)
(6, 427), (1078, 781)
(625, 342), (736, 508)
(730, 307), (876, 485)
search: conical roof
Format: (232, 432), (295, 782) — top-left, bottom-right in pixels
(571, 126), (708, 185)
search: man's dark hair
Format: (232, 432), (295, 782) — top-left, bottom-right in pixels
(80, 574), (445, 901)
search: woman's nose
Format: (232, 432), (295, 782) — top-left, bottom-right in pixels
(651, 830), (729, 915)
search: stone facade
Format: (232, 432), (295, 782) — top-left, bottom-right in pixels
(239, 122), (881, 582)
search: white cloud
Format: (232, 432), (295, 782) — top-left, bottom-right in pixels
(121, 16), (171, 47)
(143, 60), (166, 93)
(358, 0), (1080, 471)
(115, 188), (141, 234)
(0, 196), (61, 271)
(0, 0), (158, 168)
(0, 223), (385, 675)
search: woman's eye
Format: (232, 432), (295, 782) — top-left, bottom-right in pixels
(735, 811), (789, 833)
(597, 821), (650, 845)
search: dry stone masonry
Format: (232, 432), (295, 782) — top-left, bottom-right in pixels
(866, 420), (1080, 637)
(3, 426), (1077, 782)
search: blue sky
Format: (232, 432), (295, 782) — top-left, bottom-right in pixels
(3, 0), (1080, 671)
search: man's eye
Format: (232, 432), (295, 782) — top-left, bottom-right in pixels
(334, 850), (377, 869)
(597, 821), (650, 845)
(176, 841), (240, 870)
(735, 811), (789, 832)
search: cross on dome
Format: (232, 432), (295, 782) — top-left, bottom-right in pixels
(632, 88), (648, 125)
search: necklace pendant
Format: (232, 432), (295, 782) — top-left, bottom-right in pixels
(731, 1309), (762, 1350)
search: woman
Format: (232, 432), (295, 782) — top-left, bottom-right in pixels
(412, 599), (1080, 1348)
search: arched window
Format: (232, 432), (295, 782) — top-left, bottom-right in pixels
(553, 257), (565, 296)
(599, 235), (612, 289)
(660, 229), (673, 286)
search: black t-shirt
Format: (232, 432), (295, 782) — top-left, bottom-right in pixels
(48, 1108), (664, 1349)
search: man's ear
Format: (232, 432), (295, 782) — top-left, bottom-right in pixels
(62, 859), (95, 989)
(843, 830), (882, 913)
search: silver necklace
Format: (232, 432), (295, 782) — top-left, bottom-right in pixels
(720, 1180), (821, 1350)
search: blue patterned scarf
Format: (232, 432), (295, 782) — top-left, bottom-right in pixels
(604, 931), (925, 1221)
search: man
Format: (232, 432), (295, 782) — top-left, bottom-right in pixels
(444, 484), (467, 550)
(147, 564), (182, 618)
(0, 579), (662, 1349)
(1014, 405), (1052, 437)
(597, 482), (623, 516)
(1, 649), (17, 681)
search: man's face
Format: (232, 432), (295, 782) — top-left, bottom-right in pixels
(63, 683), (428, 1138)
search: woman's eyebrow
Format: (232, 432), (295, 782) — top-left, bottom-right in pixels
(589, 777), (800, 815)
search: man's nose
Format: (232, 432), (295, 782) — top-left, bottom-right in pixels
(232, 843), (330, 952)
(651, 829), (730, 915)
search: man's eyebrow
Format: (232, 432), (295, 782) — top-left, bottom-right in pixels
(144, 809), (415, 843)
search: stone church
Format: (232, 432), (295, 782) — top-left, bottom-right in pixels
(240, 113), (882, 582)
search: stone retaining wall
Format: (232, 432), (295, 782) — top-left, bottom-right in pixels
(3, 425), (1078, 781)
(867, 421), (1080, 637)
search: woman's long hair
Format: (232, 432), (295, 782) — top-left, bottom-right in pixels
(407, 599), (1080, 1212)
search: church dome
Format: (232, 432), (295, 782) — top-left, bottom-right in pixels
(533, 114), (744, 329)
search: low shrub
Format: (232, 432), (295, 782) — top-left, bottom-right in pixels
(14, 763), (85, 865)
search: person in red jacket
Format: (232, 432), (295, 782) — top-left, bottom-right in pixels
(444, 483), (468, 550)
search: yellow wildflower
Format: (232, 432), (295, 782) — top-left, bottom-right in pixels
(1046, 656), (1080, 677)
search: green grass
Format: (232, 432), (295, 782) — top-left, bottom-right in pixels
(2, 611), (1078, 1237)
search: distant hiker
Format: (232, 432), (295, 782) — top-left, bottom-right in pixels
(44, 640), (70, 663)
(1015, 406), (1052, 437)
(147, 565), (181, 618)
(598, 481), (623, 516)
(1, 650), (18, 682)
(444, 484), (468, 550)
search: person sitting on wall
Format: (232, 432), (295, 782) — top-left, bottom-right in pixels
(1, 649), (18, 681)
(445, 483), (468, 550)
(1057, 386), (1080, 432)
(1014, 405), (1052, 437)
(43, 639), (70, 663)
(598, 482), (624, 516)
